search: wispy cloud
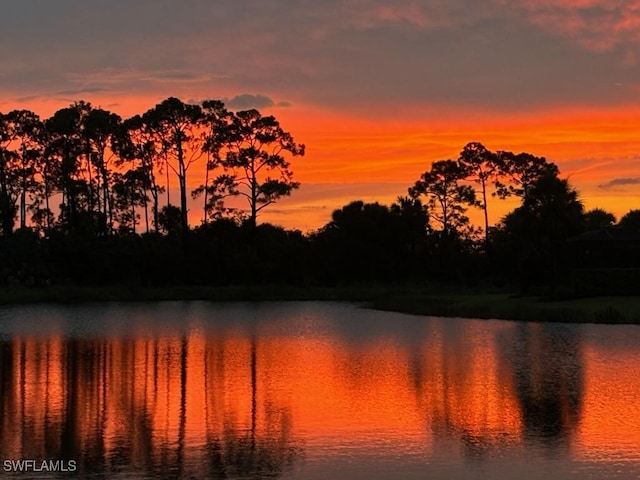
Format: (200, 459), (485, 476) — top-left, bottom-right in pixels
(54, 86), (111, 96)
(503, 0), (640, 53)
(15, 94), (41, 103)
(598, 177), (640, 189)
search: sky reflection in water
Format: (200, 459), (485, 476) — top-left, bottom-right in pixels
(0, 301), (639, 479)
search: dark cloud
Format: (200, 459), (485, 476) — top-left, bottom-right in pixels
(187, 95), (292, 110)
(55, 86), (111, 96)
(224, 94), (276, 110)
(2, 0), (640, 114)
(598, 177), (640, 189)
(145, 71), (204, 81)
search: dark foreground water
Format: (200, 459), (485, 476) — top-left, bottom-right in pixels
(0, 301), (639, 479)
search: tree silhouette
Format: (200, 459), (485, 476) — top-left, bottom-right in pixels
(44, 104), (88, 233)
(112, 169), (148, 234)
(458, 142), (500, 242)
(501, 172), (584, 292)
(583, 208), (616, 231)
(143, 98), (203, 238)
(158, 204), (184, 237)
(313, 199), (430, 282)
(0, 111), (44, 231)
(121, 115), (166, 232)
(192, 100), (235, 223)
(619, 209), (640, 230)
(495, 151), (559, 201)
(214, 109), (305, 227)
(409, 159), (477, 237)
(390, 196), (430, 257)
(0, 112), (24, 234)
(83, 107), (122, 234)
(30, 124), (56, 234)
(314, 201), (399, 281)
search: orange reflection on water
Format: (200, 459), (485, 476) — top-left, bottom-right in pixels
(575, 337), (640, 461)
(0, 315), (636, 476)
(0, 328), (517, 465)
(1, 337), (66, 460)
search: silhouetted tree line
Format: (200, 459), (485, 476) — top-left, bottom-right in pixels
(0, 98), (304, 239)
(0, 100), (637, 294)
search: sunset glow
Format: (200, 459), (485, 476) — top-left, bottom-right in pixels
(2, 1), (639, 230)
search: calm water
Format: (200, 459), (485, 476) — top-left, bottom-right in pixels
(0, 301), (639, 479)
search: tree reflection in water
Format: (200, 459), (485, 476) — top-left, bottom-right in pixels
(204, 336), (302, 479)
(502, 323), (584, 450)
(407, 318), (584, 462)
(0, 304), (636, 480)
(0, 333), (303, 479)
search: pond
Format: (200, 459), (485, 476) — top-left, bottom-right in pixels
(0, 301), (639, 479)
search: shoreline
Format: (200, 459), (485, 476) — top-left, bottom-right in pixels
(371, 292), (639, 324)
(0, 285), (637, 325)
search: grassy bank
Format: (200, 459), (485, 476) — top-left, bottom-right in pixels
(0, 284), (384, 305)
(0, 284), (638, 324)
(371, 292), (640, 324)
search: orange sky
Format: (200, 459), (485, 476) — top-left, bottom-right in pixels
(272, 103), (640, 222)
(5, 95), (640, 232)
